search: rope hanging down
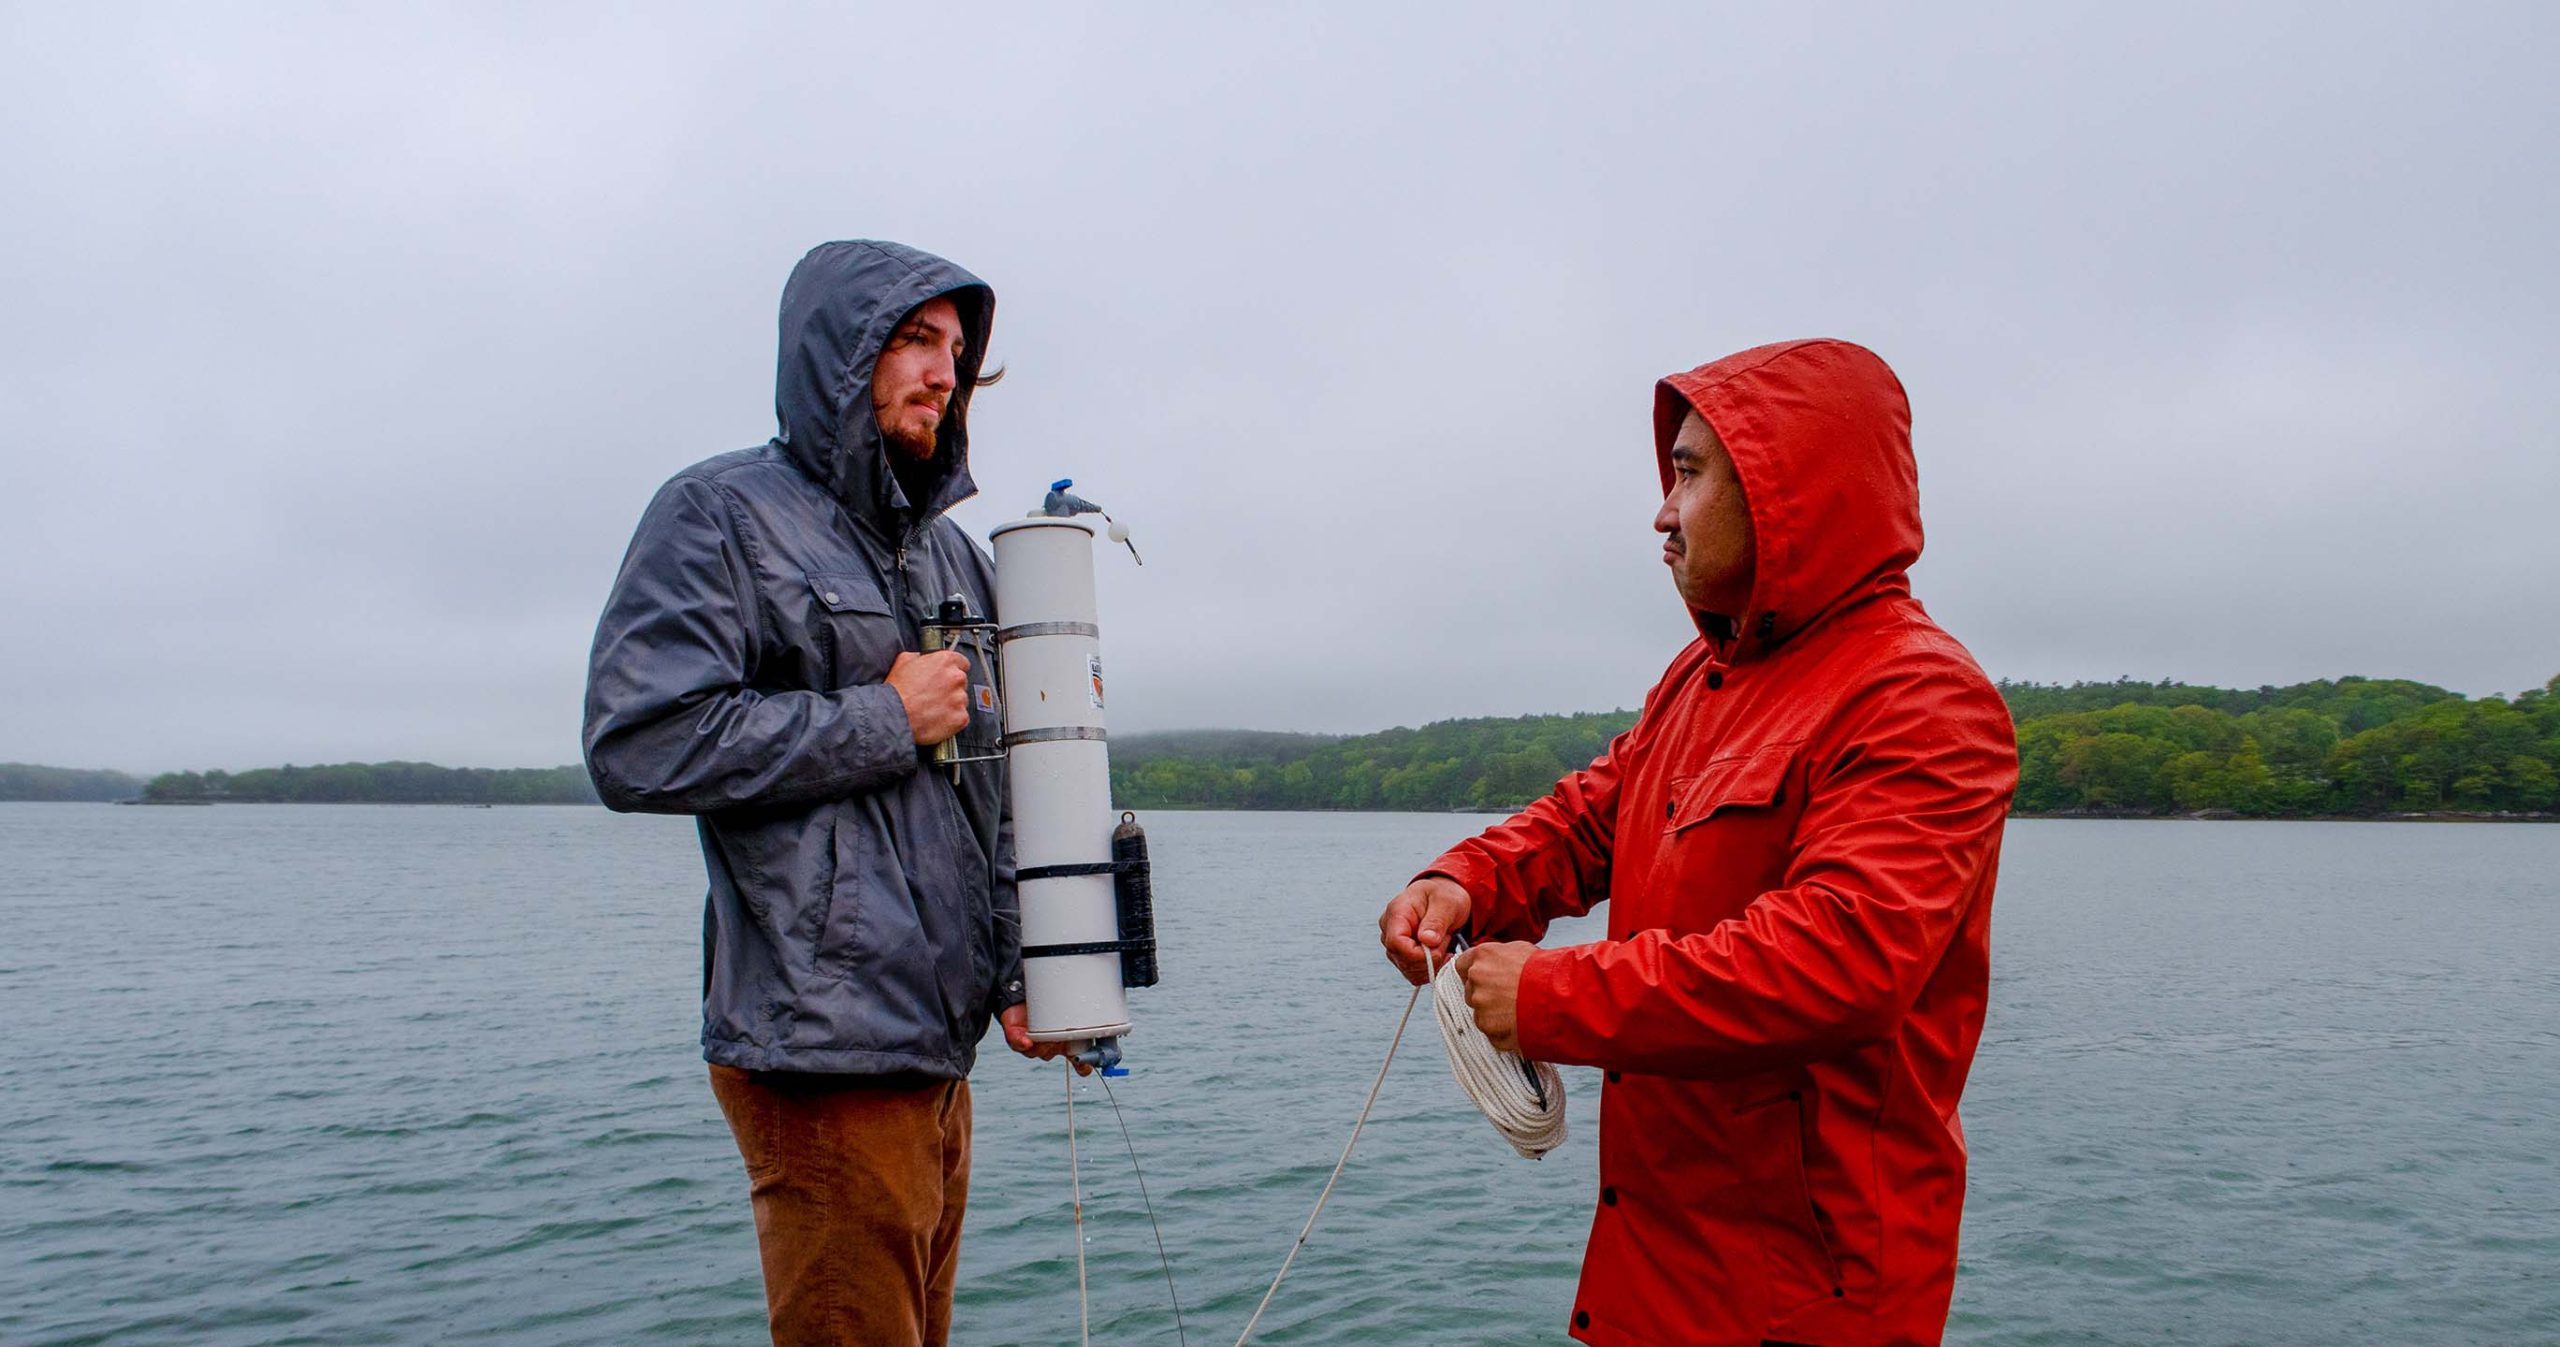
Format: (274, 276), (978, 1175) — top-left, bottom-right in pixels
(1072, 941), (1573, 1347)
(1229, 946), (1568, 1343)
(1428, 944), (1568, 1160)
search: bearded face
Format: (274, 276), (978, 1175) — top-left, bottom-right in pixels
(871, 296), (963, 459)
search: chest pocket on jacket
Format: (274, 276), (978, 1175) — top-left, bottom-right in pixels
(1666, 742), (1799, 832)
(807, 571), (901, 689)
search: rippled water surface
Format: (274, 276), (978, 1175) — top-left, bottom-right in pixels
(3, 806), (2555, 1345)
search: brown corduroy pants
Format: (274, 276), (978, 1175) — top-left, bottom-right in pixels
(708, 1065), (974, 1347)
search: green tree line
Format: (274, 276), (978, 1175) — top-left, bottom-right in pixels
(2008, 675), (2560, 815)
(25, 670), (2556, 816)
(1113, 714), (1631, 812)
(142, 761), (600, 805)
(1110, 673), (2560, 817)
(0, 763), (147, 801)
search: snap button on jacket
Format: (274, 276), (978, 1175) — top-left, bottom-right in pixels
(1425, 340), (2018, 1347)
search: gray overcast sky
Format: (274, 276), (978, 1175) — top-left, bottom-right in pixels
(3, 3), (2554, 773)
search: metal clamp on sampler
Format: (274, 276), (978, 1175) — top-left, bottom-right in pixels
(920, 595), (1002, 780)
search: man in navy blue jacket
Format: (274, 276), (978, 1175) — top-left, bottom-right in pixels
(585, 241), (1061, 1347)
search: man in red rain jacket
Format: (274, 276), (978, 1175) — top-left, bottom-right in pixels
(1379, 340), (2018, 1347)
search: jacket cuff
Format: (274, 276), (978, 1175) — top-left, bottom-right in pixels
(841, 682), (924, 781)
(1417, 855), (1497, 940)
(1514, 944), (1587, 1067)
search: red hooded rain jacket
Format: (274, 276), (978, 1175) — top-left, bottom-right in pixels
(1424, 339), (2018, 1347)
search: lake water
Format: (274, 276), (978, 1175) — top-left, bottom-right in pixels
(2, 805), (2554, 1345)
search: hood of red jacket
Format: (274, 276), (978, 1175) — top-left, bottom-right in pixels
(1654, 339), (1922, 657)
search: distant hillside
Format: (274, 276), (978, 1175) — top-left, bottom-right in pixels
(37, 669), (2560, 818)
(1994, 676), (2459, 734)
(143, 762), (599, 805)
(1109, 674), (2560, 817)
(1114, 729), (1343, 769)
(1112, 712), (1635, 812)
(2006, 674), (2557, 816)
(0, 763), (146, 802)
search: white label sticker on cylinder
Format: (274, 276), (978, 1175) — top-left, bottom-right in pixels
(1087, 654), (1105, 709)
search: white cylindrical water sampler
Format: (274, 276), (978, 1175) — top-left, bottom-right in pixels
(991, 516), (1130, 1044)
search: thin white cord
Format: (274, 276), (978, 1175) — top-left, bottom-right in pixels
(1068, 944), (1566, 1345)
(1066, 1063), (1090, 1347)
(1427, 945), (1568, 1160)
(1097, 1074), (1191, 1346)
(1230, 978), (1426, 1347)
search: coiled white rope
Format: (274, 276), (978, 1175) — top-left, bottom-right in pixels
(1427, 944), (1568, 1160)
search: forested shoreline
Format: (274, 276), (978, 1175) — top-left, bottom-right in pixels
(136, 762), (599, 805)
(1111, 674), (2560, 818)
(2002, 675), (2557, 817)
(0, 763), (147, 802)
(6, 673), (2552, 818)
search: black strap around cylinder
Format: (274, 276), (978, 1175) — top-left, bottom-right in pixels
(1020, 938), (1155, 960)
(1016, 860), (1138, 882)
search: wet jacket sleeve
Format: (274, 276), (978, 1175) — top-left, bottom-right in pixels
(1515, 661), (2017, 1078)
(583, 476), (919, 814)
(1421, 729), (1631, 943)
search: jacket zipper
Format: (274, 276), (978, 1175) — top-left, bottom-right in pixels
(893, 537), (912, 635)
(896, 524), (993, 1042)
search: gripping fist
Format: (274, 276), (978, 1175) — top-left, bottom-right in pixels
(1453, 941), (1534, 1054)
(1377, 875), (1473, 986)
(887, 649), (970, 746)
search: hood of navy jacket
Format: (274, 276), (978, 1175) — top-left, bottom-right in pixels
(773, 240), (995, 535)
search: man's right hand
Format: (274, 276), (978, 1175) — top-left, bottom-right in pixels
(887, 650), (970, 746)
(1379, 876), (1473, 986)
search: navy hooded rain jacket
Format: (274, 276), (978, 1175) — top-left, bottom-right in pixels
(583, 240), (1021, 1078)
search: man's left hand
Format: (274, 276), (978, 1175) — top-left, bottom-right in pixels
(1000, 1004), (1093, 1075)
(1453, 941), (1537, 1054)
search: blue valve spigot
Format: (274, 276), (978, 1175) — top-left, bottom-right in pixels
(1037, 479), (1143, 565)
(1042, 479), (1106, 518)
